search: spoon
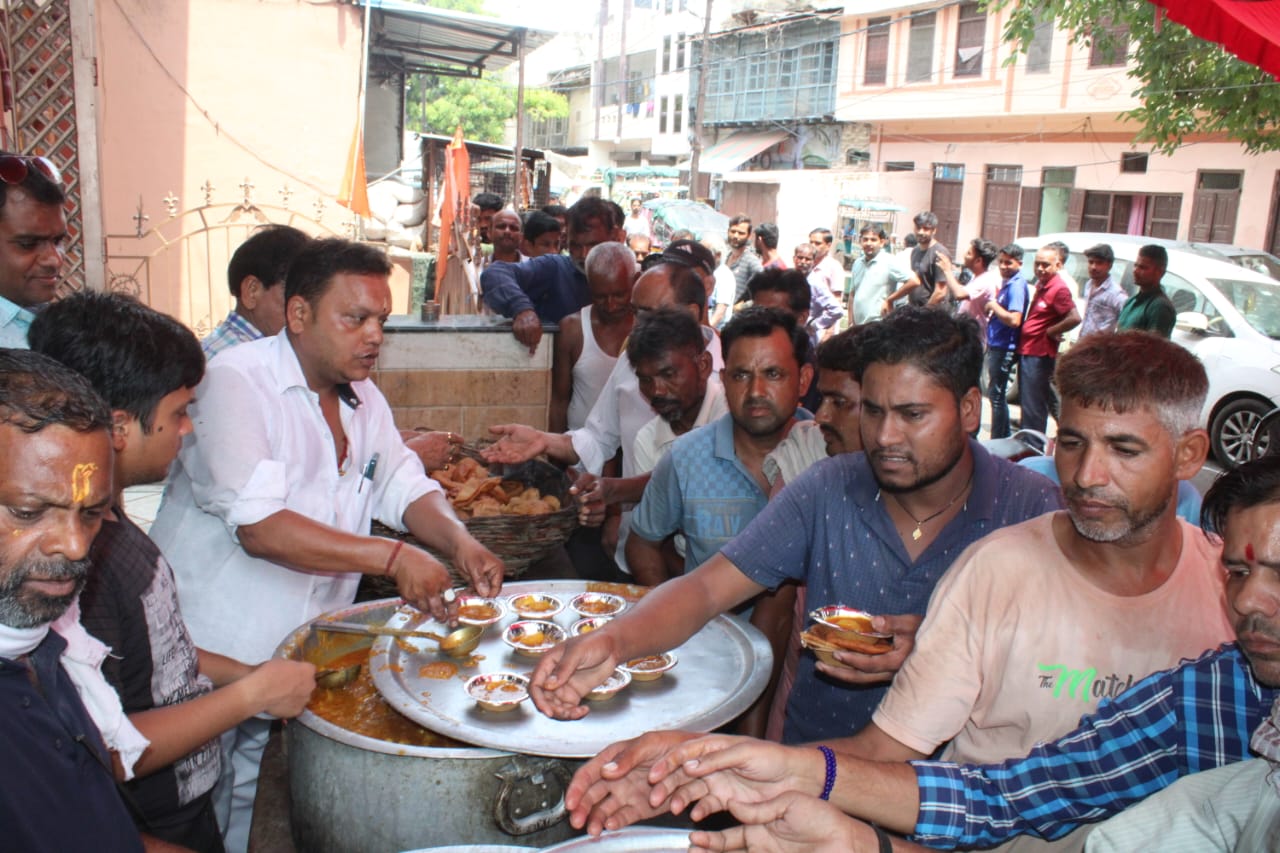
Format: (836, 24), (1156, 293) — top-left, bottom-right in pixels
(315, 663), (362, 689)
(313, 621), (484, 659)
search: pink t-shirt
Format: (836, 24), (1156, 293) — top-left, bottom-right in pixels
(874, 514), (1233, 765)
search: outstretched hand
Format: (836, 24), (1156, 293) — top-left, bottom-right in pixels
(565, 730), (701, 835)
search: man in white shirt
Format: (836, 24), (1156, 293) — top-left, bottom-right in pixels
(150, 238), (503, 850)
(484, 258), (722, 574)
(0, 152), (67, 348)
(808, 227), (846, 303)
(1079, 242), (1127, 337)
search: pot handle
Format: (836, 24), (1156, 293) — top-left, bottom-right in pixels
(492, 755), (572, 836)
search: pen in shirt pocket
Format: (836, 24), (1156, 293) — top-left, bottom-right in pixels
(358, 452), (380, 493)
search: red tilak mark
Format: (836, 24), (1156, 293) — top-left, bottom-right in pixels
(1246, 543), (1256, 562)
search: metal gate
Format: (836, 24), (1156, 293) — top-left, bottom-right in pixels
(105, 182), (340, 337)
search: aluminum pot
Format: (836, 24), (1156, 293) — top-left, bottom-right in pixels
(276, 599), (580, 853)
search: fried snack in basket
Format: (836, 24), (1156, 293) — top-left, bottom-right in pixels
(428, 459), (561, 519)
(800, 622), (893, 656)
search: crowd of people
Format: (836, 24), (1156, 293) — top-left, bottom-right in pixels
(0, 151), (1269, 853)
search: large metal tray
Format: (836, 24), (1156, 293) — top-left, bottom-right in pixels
(370, 580), (772, 758)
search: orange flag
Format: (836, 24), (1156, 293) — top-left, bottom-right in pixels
(337, 121), (372, 219)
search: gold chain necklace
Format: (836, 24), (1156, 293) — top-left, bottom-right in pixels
(883, 469), (975, 541)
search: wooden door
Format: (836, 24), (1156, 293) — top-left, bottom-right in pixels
(930, 179), (963, 252)
(981, 182), (1021, 247)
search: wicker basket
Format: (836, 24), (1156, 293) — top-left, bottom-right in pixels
(368, 453), (578, 593)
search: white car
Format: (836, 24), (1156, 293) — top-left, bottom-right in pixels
(1018, 232), (1280, 467)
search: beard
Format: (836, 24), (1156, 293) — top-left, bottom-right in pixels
(1063, 485), (1170, 544)
(0, 554), (90, 629)
(871, 437), (966, 494)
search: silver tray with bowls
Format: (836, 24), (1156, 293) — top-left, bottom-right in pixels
(370, 580), (772, 758)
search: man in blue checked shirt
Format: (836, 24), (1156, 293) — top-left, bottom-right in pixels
(636, 455), (1280, 852)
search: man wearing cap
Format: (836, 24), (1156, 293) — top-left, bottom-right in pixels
(0, 151), (67, 348)
(1079, 243), (1126, 337)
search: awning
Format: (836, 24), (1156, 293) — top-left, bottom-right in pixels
(1147, 0), (1280, 79)
(360, 0), (556, 78)
(683, 130), (789, 174)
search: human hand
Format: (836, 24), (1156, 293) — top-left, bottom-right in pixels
(402, 430), (461, 471)
(880, 299), (892, 317)
(815, 613), (922, 685)
(450, 536), (504, 598)
(566, 730), (701, 835)
(528, 630), (622, 720)
(688, 791), (878, 853)
(601, 513), (622, 555)
(513, 309), (543, 354)
(392, 545), (458, 624)
(482, 424), (548, 464)
(651, 735), (822, 821)
(243, 659), (317, 718)
(570, 472), (608, 527)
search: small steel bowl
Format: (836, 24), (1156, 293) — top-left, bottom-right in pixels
(507, 593), (565, 620)
(502, 620), (567, 658)
(620, 652), (678, 682)
(586, 668), (632, 701)
(570, 616), (613, 637)
(569, 591), (627, 618)
(456, 595), (506, 627)
(808, 605), (893, 641)
(465, 672), (529, 712)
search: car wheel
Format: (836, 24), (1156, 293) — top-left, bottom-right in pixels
(1211, 398), (1271, 467)
(1006, 360), (1020, 406)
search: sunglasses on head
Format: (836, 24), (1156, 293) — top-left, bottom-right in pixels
(0, 154), (62, 187)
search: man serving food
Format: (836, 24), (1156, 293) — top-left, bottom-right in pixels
(150, 237), (503, 851)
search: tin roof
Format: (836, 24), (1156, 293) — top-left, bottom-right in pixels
(359, 0), (556, 78)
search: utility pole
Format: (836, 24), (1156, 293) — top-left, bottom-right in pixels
(687, 0), (712, 202)
(512, 29), (526, 208)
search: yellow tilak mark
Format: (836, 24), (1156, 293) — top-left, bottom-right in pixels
(71, 463), (99, 503)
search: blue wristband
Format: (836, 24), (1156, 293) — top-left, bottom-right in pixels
(817, 744), (837, 801)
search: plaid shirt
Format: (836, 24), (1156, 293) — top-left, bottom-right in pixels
(201, 310), (262, 360)
(912, 645), (1277, 849)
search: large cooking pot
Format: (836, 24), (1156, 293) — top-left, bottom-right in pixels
(276, 599), (579, 852)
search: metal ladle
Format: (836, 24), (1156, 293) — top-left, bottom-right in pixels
(313, 621), (484, 659)
(315, 662), (362, 689)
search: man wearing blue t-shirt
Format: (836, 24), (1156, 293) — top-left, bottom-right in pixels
(530, 307), (1061, 744)
(984, 243), (1030, 439)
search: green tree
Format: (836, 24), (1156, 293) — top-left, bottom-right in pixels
(402, 0), (568, 143)
(989, 0), (1280, 154)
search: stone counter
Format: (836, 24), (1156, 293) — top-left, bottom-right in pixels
(372, 314), (557, 437)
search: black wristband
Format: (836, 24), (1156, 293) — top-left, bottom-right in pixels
(872, 823), (893, 853)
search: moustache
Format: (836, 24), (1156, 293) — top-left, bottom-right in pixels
(1063, 485), (1128, 506)
(1237, 613), (1280, 645)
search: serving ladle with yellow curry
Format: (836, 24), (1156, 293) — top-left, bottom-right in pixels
(313, 621), (485, 658)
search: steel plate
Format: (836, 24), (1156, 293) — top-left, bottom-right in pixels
(370, 580), (772, 758)
(539, 827), (692, 851)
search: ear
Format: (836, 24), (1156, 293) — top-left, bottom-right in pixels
(1174, 428), (1211, 481)
(959, 386), (983, 434)
(239, 275), (264, 310)
(110, 410), (132, 453)
(286, 294), (310, 334)
(696, 350), (713, 381)
(798, 362), (814, 398)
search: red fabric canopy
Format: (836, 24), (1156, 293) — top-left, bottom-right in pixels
(1148, 0), (1280, 79)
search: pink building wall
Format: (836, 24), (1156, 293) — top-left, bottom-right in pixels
(93, 0), (365, 329)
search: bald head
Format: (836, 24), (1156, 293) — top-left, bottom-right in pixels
(632, 263), (707, 324)
(585, 242), (637, 324)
